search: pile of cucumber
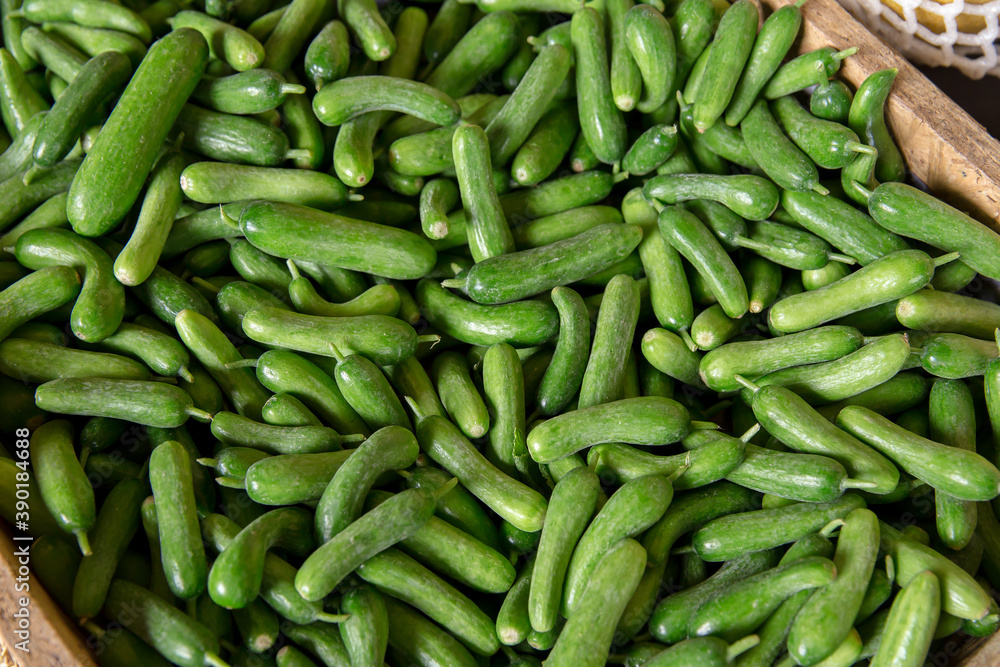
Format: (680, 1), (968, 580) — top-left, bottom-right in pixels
(3, 0), (1000, 664)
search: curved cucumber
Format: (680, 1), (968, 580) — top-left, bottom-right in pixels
(239, 200), (436, 280)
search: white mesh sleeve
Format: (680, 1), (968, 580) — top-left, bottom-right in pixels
(838, 0), (1000, 79)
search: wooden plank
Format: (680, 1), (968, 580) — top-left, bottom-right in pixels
(0, 524), (96, 667)
(761, 0), (1000, 231)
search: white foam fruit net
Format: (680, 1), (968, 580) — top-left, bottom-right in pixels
(838, 0), (1000, 78)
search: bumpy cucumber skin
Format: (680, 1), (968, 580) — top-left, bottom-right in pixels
(692, 493), (867, 562)
(527, 396), (690, 463)
(571, 7), (627, 164)
(769, 250), (936, 334)
(868, 183), (1000, 282)
(417, 279), (559, 348)
(67, 28), (208, 236)
(240, 200), (436, 280)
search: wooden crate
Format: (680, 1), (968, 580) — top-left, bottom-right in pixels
(3, 0), (1000, 664)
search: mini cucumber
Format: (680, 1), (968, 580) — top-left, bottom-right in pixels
(546, 539), (647, 667)
(116, 151), (186, 286)
(763, 47), (856, 99)
(243, 450), (352, 506)
(685, 431), (852, 502)
(261, 393), (322, 427)
(625, 4), (675, 114)
(294, 485), (442, 601)
(447, 224), (642, 306)
(692, 493), (866, 561)
(657, 205), (749, 319)
(453, 123), (514, 262)
(527, 396), (691, 463)
(480, 343), (525, 474)
(771, 94), (871, 170)
(747, 333), (910, 405)
(535, 286), (589, 416)
(590, 437), (744, 489)
(867, 182), (1000, 282)
(849, 68), (905, 184)
(103, 580), (225, 667)
(417, 278), (559, 347)
(35, 378), (210, 427)
(149, 440), (208, 600)
(700, 324), (863, 392)
(191, 68), (303, 116)
(180, 163), (349, 211)
(432, 351), (490, 438)
(414, 411), (547, 532)
(207, 506), (314, 609)
(837, 406), (1000, 502)
(528, 466), (599, 632)
(929, 379), (978, 550)
(420, 178), (460, 240)
(15, 227), (124, 343)
(787, 508), (880, 664)
(0, 338), (150, 382)
(645, 173), (779, 221)
(607, 0), (640, 111)
(324, 344), (411, 432)
(313, 75), (459, 127)
(238, 200), (436, 280)
(870, 570), (939, 667)
(315, 426), (418, 542)
(30, 420), (95, 555)
(210, 411), (358, 454)
(625, 189), (694, 333)
(242, 307), (424, 367)
(174, 104), (301, 166)
(578, 273), (641, 408)
(691, 0), (758, 132)
(769, 249), (942, 333)
(175, 309), (272, 421)
(650, 549), (779, 643)
(572, 6), (627, 163)
(71, 478), (146, 621)
(67, 28), (207, 236)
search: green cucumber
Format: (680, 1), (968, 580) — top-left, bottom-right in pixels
(238, 200), (436, 280)
(527, 396), (691, 463)
(692, 493), (866, 562)
(66, 28), (207, 236)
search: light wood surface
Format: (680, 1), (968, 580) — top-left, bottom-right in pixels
(0, 523), (96, 667)
(761, 0), (1000, 231)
